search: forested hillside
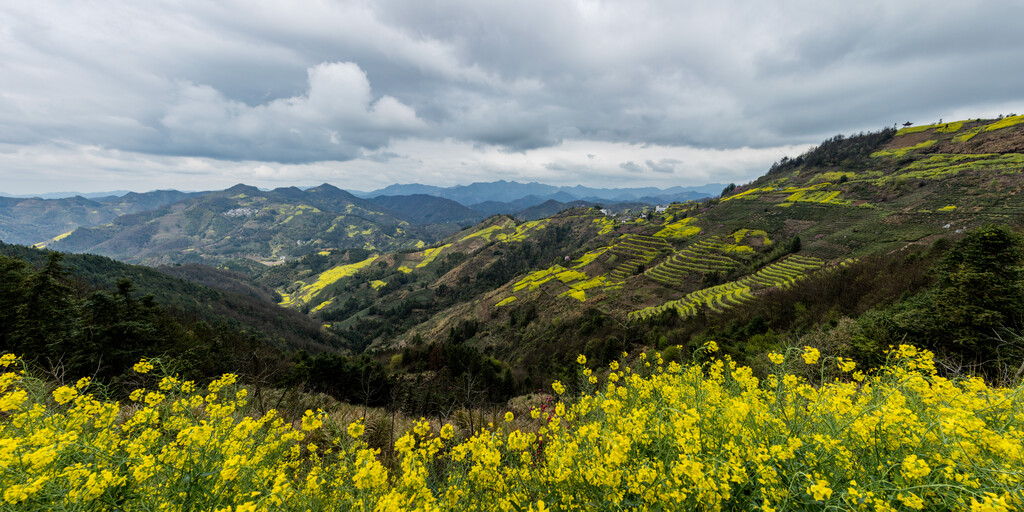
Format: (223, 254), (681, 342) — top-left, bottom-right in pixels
(0, 244), (347, 393)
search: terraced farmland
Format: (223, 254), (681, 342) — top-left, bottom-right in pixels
(629, 254), (825, 321)
(606, 235), (673, 280)
(742, 254), (825, 289)
(644, 236), (743, 286)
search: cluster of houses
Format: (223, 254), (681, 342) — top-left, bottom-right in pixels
(223, 207), (259, 217)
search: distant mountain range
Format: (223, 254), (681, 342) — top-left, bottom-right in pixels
(0, 190), (200, 245)
(1, 181), (720, 251)
(353, 180), (724, 206)
(0, 190), (133, 200)
(47, 184), (429, 265)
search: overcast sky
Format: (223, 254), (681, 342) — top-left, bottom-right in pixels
(1, 1), (1022, 194)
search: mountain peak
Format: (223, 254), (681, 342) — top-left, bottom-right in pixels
(224, 184), (260, 195)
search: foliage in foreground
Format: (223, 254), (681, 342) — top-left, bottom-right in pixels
(1, 345), (1021, 511)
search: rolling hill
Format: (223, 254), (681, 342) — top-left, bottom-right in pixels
(0, 189), (198, 246)
(255, 114), (1024, 397)
(47, 184), (456, 266)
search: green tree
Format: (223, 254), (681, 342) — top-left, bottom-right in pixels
(0, 255), (30, 346)
(933, 224), (1024, 355)
(12, 253), (78, 360)
(852, 225), (1024, 369)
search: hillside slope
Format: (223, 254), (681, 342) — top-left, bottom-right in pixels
(0, 242), (342, 356)
(258, 115), (1024, 399)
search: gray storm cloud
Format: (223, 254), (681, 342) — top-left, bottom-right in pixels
(1, 0), (1022, 193)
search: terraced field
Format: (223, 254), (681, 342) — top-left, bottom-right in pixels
(606, 235), (673, 281)
(643, 236), (742, 286)
(742, 254), (824, 289)
(784, 190), (846, 205)
(871, 153), (1024, 185)
(629, 254), (825, 321)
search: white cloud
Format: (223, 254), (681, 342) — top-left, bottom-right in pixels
(155, 62), (424, 161)
(0, 138), (812, 195)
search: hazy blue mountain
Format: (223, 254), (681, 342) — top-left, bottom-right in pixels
(468, 193), (577, 217)
(351, 183), (446, 198)
(356, 180), (723, 206)
(0, 190), (132, 199)
(0, 190), (199, 245)
(367, 194), (485, 225)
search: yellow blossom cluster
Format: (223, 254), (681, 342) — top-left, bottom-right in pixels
(1, 344), (1022, 511)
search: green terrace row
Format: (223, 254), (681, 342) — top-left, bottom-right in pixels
(629, 255), (825, 322)
(628, 280), (754, 321)
(608, 235), (673, 258)
(743, 255), (823, 289)
(644, 237), (743, 286)
(607, 235), (673, 281)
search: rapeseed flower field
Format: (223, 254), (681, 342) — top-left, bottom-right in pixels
(1, 344), (1021, 511)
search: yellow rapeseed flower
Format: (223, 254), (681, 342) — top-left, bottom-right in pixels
(3, 345), (1024, 511)
(301, 410), (323, 432)
(440, 423), (454, 440)
(837, 357), (856, 372)
(52, 386), (77, 405)
(768, 352), (784, 365)
(802, 346), (821, 364)
(808, 479), (832, 501)
(133, 358), (154, 374)
(347, 419), (365, 439)
(577, 354), (587, 365)
(902, 454), (930, 480)
(0, 389), (27, 412)
(898, 492), (925, 510)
